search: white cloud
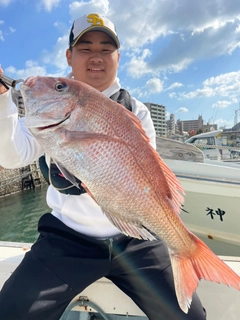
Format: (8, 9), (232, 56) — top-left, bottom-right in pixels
(126, 49), (152, 78)
(11, 0), (239, 83)
(215, 118), (230, 128)
(68, 0), (240, 65)
(176, 107), (188, 113)
(203, 70), (240, 86)
(0, 19), (15, 42)
(166, 82), (183, 90)
(40, 34), (69, 72)
(180, 87), (215, 99)
(107, 0), (240, 75)
(165, 111), (171, 118)
(5, 61), (47, 80)
(146, 78), (163, 93)
(212, 99), (236, 109)
(126, 77), (163, 98)
(148, 19), (240, 74)
(40, 0), (62, 12)
(236, 24), (240, 33)
(0, 20), (3, 41)
(176, 70), (240, 101)
(9, 27), (15, 33)
(0, 0), (14, 5)
(69, 0), (110, 20)
(212, 100), (232, 109)
(169, 92), (177, 99)
(3, 0), (240, 98)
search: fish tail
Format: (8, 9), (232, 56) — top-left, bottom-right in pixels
(170, 233), (240, 313)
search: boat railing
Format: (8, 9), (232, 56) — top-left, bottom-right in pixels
(187, 144), (240, 161)
(186, 144), (240, 151)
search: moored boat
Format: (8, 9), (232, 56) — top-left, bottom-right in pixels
(184, 129), (240, 161)
(156, 136), (240, 249)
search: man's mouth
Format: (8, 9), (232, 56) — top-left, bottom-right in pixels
(88, 68), (104, 72)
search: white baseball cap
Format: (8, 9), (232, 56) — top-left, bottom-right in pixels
(69, 13), (120, 48)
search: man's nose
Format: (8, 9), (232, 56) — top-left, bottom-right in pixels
(90, 52), (103, 63)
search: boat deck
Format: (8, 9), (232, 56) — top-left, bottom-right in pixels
(0, 241), (240, 319)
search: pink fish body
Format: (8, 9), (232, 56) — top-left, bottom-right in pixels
(21, 76), (240, 313)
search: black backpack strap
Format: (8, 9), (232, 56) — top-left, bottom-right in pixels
(110, 88), (132, 111)
(39, 155), (86, 195)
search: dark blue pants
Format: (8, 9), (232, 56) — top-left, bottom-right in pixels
(0, 213), (206, 320)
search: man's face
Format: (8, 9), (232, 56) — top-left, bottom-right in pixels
(66, 31), (120, 91)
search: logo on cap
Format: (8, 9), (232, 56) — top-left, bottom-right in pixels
(87, 14), (104, 26)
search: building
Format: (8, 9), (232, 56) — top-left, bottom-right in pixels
(202, 123), (218, 132)
(176, 115), (204, 133)
(232, 122), (240, 131)
(166, 113), (218, 137)
(166, 114), (175, 135)
(144, 102), (167, 137)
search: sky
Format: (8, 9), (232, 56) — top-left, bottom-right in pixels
(1, 0), (240, 129)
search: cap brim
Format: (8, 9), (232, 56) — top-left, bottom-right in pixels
(71, 26), (120, 48)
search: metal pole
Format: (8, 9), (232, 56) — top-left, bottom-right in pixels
(0, 73), (24, 91)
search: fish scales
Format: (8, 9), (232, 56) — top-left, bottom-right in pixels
(59, 132), (172, 223)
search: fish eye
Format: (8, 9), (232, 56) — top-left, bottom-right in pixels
(55, 82), (67, 92)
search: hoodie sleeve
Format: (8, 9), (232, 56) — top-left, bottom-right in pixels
(131, 97), (156, 149)
(0, 89), (44, 168)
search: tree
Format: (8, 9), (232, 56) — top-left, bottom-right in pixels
(188, 129), (196, 136)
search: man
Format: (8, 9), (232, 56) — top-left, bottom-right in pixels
(0, 13), (206, 320)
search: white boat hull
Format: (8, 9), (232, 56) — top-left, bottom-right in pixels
(0, 242), (240, 320)
(165, 159), (240, 248)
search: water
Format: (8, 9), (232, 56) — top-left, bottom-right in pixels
(0, 186), (240, 256)
(0, 184), (50, 243)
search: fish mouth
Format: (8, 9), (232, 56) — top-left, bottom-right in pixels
(35, 114), (71, 131)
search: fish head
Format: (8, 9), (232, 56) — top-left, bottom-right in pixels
(21, 76), (88, 134)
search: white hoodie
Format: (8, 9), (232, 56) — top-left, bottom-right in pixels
(0, 77), (156, 238)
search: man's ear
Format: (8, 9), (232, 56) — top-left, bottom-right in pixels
(117, 51), (120, 67)
(66, 49), (72, 66)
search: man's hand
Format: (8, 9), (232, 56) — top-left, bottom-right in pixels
(0, 66), (8, 94)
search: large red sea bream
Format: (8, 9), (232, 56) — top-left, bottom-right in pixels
(20, 76), (240, 313)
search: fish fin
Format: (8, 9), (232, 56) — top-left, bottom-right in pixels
(117, 103), (185, 213)
(116, 102), (151, 143)
(138, 144), (185, 215)
(53, 158), (80, 189)
(157, 155), (185, 214)
(120, 104), (185, 215)
(170, 233), (240, 313)
(103, 210), (157, 241)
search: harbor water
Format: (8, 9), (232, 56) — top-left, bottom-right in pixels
(0, 184), (50, 243)
(0, 186), (240, 256)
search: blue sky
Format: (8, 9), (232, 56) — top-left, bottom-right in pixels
(1, 0), (240, 128)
